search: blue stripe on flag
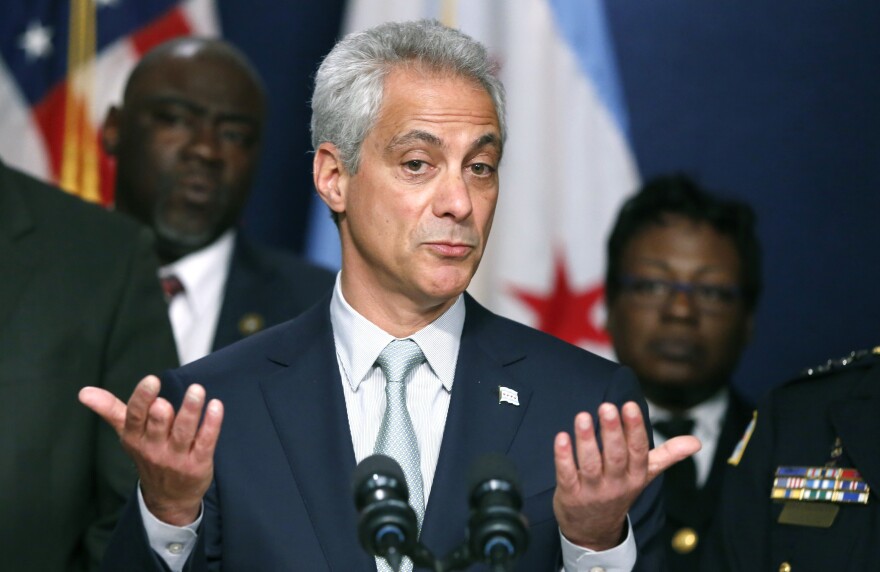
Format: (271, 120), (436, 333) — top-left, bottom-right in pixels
(546, 0), (631, 138)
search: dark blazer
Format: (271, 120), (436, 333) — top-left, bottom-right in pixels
(660, 389), (752, 571)
(104, 294), (665, 571)
(0, 159), (178, 572)
(706, 351), (880, 571)
(211, 235), (336, 351)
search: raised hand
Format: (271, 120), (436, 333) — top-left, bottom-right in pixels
(79, 375), (223, 526)
(553, 401), (701, 550)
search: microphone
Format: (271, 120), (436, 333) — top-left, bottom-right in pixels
(352, 454), (419, 572)
(466, 454), (529, 572)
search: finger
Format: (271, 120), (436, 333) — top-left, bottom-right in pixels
(191, 399), (224, 464)
(573, 412), (602, 481)
(647, 435), (703, 481)
(79, 387), (128, 435)
(144, 397), (175, 444)
(621, 401), (650, 477)
(553, 431), (579, 492)
(597, 403), (627, 478)
(124, 376), (162, 436)
(169, 384), (207, 453)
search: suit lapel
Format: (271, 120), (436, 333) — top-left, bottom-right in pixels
(257, 301), (375, 571)
(212, 236), (256, 350)
(420, 297), (533, 556)
(0, 165), (37, 327)
(829, 366), (880, 492)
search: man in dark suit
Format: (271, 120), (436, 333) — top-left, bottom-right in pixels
(0, 157), (178, 571)
(81, 21), (699, 571)
(604, 175), (760, 570)
(101, 38), (334, 365)
(707, 347), (880, 571)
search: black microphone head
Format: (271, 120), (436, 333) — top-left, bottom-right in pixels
(468, 453), (522, 510)
(352, 454), (418, 565)
(467, 453), (529, 566)
(352, 454), (409, 510)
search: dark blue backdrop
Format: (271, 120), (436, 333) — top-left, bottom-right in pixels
(220, 1), (880, 402)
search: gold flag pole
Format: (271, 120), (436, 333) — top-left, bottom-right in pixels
(60, 0), (100, 203)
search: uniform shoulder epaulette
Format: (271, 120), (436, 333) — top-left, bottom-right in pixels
(796, 346), (880, 379)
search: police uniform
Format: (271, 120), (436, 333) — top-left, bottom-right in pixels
(705, 347), (880, 571)
(650, 388), (753, 572)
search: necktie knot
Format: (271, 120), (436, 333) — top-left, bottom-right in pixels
(160, 275), (185, 301)
(375, 339), (426, 385)
(653, 416), (695, 439)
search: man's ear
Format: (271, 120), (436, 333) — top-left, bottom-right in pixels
(313, 142), (348, 216)
(101, 106), (122, 155)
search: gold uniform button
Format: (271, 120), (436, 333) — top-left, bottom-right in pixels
(671, 527), (698, 554)
(778, 563), (792, 572)
(238, 312), (265, 336)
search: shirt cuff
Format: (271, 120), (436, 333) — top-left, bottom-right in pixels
(138, 484), (202, 572)
(560, 516), (636, 572)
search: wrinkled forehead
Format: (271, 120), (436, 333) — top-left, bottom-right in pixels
(375, 65), (501, 138)
(125, 48), (264, 112)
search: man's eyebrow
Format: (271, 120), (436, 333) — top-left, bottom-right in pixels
(144, 95), (259, 127)
(470, 133), (502, 155)
(385, 130), (502, 156)
(385, 129), (443, 154)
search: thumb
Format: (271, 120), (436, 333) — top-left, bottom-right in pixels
(79, 385), (128, 435)
(647, 435), (702, 481)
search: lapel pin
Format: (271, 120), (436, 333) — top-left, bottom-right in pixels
(238, 312), (265, 336)
(498, 386), (519, 406)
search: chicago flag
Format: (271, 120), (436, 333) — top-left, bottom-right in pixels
(322, 0), (640, 356)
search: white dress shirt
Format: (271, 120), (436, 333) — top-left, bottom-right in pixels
(159, 230), (235, 365)
(648, 388), (729, 487)
(142, 276), (636, 571)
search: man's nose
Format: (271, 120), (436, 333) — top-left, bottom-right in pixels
(185, 120), (222, 162)
(661, 286), (700, 321)
(433, 169), (474, 220)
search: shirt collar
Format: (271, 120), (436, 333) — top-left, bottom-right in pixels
(329, 275), (465, 393)
(159, 229), (236, 316)
(648, 386), (730, 439)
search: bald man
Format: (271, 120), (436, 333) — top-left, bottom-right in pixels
(102, 38), (334, 365)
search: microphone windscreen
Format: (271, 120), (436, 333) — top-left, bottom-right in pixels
(467, 453), (519, 493)
(352, 454), (405, 492)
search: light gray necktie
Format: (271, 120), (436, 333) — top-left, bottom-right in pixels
(374, 339), (426, 572)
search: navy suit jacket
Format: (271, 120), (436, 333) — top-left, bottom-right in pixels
(104, 294), (664, 571)
(211, 234), (335, 351)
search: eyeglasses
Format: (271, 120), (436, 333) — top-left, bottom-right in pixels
(618, 275), (742, 313)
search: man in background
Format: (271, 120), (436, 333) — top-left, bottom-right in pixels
(604, 174), (761, 570)
(0, 157), (177, 571)
(102, 37), (334, 365)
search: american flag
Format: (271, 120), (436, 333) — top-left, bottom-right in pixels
(0, 0), (218, 205)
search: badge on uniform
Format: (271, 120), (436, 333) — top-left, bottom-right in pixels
(772, 437), (870, 527)
(728, 411), (756, 466)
